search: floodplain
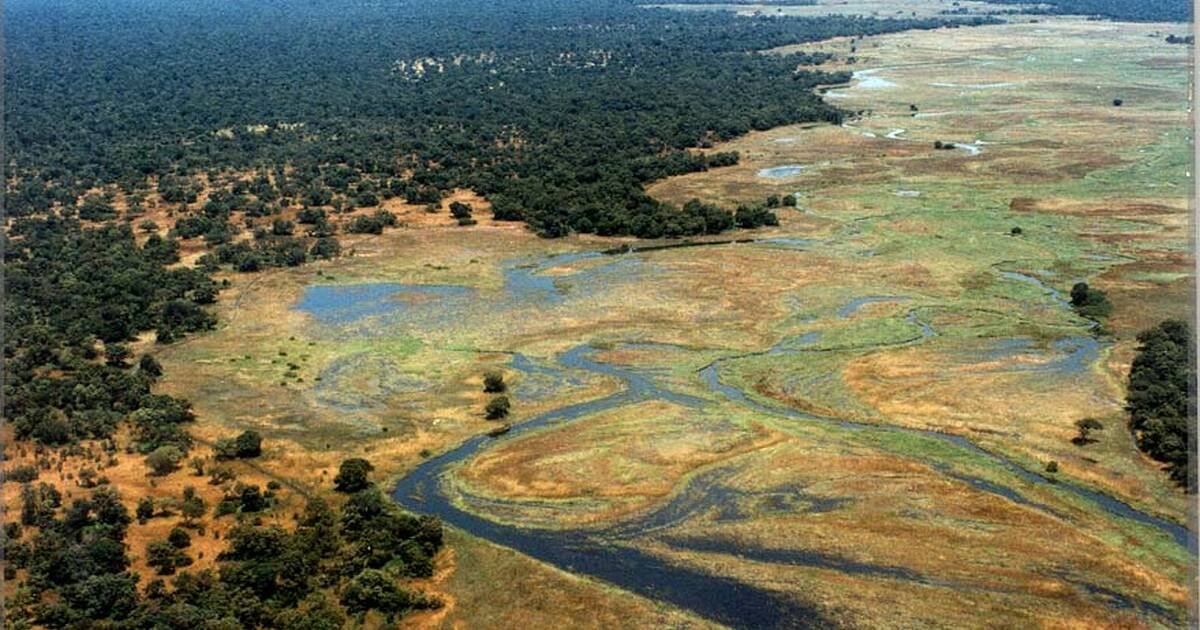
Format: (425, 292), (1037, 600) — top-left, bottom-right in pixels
(155, 17), (1193, 629)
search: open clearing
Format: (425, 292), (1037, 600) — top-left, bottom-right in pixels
(155, 17), (1192, 629)
(644, 0), (1007, 20)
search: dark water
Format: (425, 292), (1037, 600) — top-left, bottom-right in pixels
(392, 345), (833, 628)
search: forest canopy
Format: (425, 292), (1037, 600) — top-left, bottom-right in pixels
(4, 0), (995, 238)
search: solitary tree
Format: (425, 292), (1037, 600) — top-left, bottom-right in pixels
(334, 458), (374, 493)
(181, 487), (206, 526)
(483, 370), (506, 393)
(1073, 418), (1105, 445)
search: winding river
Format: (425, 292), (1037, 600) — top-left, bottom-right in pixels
(330, 243), (1197, 628)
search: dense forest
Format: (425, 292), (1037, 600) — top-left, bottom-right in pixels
(4, 0), (995, 238)
(978, 0), (1191, 22)
(1127, 320), (1195, 489)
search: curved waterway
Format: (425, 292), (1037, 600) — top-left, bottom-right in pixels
(334, 245), (1192, 628)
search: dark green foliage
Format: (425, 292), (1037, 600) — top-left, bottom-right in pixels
(310, 236), (342, 259)
(274, 593), (348, 629)
(1072, 418), (1104, 446)
(734, 204), (780, 229)
(485, 395), (511, 420)
(136, 497), (155, 522)
(104, 344), (131, 367)
(483, 370), (506, 393)
(1069, 282), (1112, 320)
(272, 218), (295, 236)
(297, 208), (327, 224)
(978, 0), (1189, 22)
(334, 458), (375, 493)
(340, 569), (416, 615)
(146, 446), (185, 476)
(146, 539), (192, 575)
(1127, 320), (1195, 488)
(347, 210), (398, 235)
(7, 465), (39, 483)
(338, 487), (444, 578)
(181, 497), (207, 525)
(78, 196), (118, 222)
(5, 1), (995, 239)
(7, 476), (442, 625)
(138, 354), (163, 378)
(168, 527), (192, 549)
(235, 430), (264, 458)
(451, 201), (476, 226)
(4, 218), (214, 446)
(237, 484), (267, 513)
(215, 430), (263, 460)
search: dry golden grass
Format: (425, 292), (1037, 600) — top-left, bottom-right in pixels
(454, 401), (784, 527)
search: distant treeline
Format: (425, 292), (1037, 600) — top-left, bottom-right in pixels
(653, 1), (817, 5)
(978, 0), (1191, 22)
(5, 0), (995, 238)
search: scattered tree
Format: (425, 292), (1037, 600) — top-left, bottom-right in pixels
(485, 395), (511, 420)
(1069, 282), (1112, 320)
(146, 446), (185, 476)
(483, 370), (506, 393)
(1072, 418), (1105, 446)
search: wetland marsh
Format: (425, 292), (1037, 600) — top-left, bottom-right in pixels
(156, 16), (1193, 629)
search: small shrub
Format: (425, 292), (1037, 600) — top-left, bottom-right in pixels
(485, 395), (511, 420)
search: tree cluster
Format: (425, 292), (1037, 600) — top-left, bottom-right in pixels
(4, 460), (445, 627)
(1126, 320), (1194, 488)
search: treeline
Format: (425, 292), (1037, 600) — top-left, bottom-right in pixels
(3, 458), (444, 627)
(4, 217), (216, 448)
(1126, 320), (1194, 488)
(978, 0), (1191, 22)
(4, 0), (996, 238)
